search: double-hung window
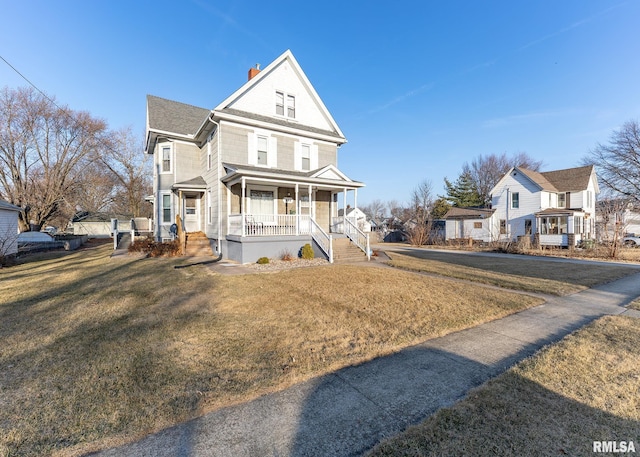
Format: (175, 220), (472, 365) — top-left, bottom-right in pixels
(275, 91), (295, 119)
(511, 192), (519, 209)
(161, 146), (171, 173)
(301, 144), (310, 171)
(257, 136), (268, 165)
(276, 92), (285, 116)
(162, 194), (172, 224)
(557, 193), (566, 208)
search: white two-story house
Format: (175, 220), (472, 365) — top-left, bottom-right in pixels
(145, 50), (367, 263)
(490, 165), (599, 247)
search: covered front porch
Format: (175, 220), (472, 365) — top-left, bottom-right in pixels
(534, 208), (594, 247)
(221, 163), (368, 262)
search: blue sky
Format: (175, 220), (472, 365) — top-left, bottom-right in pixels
(1, 1), (638, 206)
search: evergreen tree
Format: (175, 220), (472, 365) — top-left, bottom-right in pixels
(442, 172), (483, 207)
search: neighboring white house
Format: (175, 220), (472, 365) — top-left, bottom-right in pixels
(146, 50), (366, 263)
(444, 165), (599, 247)
(334, 206), (371, 233)
(0, 200), (21, 257)
(491, 165), (599, 247)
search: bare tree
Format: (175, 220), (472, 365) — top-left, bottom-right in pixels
(97, 127), (152, 217)
(596, 196), (632, 258)
(463, 152), (543, 207)
(361, 199), (385, 225)
(406, 180), (434, 246)
(583, 120), (640, 205)
(0, 87), (108, 231)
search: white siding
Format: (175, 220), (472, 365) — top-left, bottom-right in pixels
(0, 209), (19, 256)
(491, 172), (541, 240)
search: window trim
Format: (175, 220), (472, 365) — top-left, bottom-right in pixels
(160, 144), (172, 174)
(557, 192), (566, 208)
(511, 191), (519, 209)
(275, 90), (296, 119)
(161, 192), (173, 225)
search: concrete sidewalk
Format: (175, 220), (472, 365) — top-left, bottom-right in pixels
(93, 272), (640, 457)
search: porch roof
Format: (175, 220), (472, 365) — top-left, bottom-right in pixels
(534, 208), (588, 217)
(172, 176), (207, 191)
(221, 163), (365, 190)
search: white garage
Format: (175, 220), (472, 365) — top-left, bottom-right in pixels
(0, 200), (21, 257)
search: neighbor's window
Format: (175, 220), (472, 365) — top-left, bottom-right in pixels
(500, 219), (506, 234)
(276, 91), (284, 116)
(525, 219), (532, 235)
(301, 144), (311, 171)
(474, 222), (482, 229)
(257, 136), (268, 165)
(511, 192), (519, 209)
(558, 193), (566, 208)
(162, 194), (171, 223)
(161, 146), (171, 173)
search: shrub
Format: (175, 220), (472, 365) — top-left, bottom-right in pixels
(128, 238), (181, 257)
(280, 249), (294, 261)
(300, 243), (314, 260)
(257, 257), (270, 264)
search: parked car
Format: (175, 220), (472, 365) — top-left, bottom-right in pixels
(623, 234), (640, 247)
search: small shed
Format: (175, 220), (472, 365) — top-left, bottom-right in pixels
(0, 200), (21, 257)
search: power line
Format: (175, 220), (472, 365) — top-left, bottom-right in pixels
(0, 54), (67, 114)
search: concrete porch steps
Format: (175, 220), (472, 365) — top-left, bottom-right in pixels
(332, 237), (367, 263)
(184, 232), (214, 257)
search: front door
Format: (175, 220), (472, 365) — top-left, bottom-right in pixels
(183, 194), (200, 232)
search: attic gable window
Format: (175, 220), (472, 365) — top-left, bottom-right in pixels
(275, 91), (295, 119)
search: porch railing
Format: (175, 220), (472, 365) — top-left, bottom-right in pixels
(229, 214), (312, 237)
(344, 216), (371, 261)
(310, 217), (333, 263)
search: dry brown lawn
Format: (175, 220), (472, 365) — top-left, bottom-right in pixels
(368, 315), (640, 456)
(629, 298), (640, 311)
(386, 249), (637, 295)
(0, 243), (542, 457)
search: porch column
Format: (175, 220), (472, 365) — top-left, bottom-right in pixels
(241, 177), (246, 237)
(343, 188), (347, 233)
(308, 184), (313, 220)
(295, 183), (299, 236)
(354, 188), (358, 210)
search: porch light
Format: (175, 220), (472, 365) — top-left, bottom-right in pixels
(283, 192), (293, 214)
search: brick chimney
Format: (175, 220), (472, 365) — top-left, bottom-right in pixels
(248, 63), (261, 81)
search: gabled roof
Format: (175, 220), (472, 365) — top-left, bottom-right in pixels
(147, 95), (209, 137)
(540, 165), (595, 192)
(492, 165), (597, 195)
(208, 50), (346, 143)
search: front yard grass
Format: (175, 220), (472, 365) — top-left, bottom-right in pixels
(0, 244), (543, 457)
(386, 250), (637, 295)
(367, 315), (640, 456)
(629, 298), (640, 311)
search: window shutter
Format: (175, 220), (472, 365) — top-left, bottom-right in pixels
(311, 144), (319, 170)
(294, 142), (301, 171)
(268, 137), (277, 168)
(247, 133), (257, 165)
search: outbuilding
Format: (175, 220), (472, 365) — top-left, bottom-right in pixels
(0, 200), (21, 257)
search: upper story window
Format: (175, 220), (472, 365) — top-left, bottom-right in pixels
(511, 192), (519, 209)
(301, 144), (310, 171)
(257, 136), (268, 165)
(161, 146), (171, 173)
(276, 91), (295, 119)
(249, 131), (276, 167)
(558, 192), (566, 208)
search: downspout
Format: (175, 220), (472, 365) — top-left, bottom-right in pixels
(207, 113), (223, 255)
